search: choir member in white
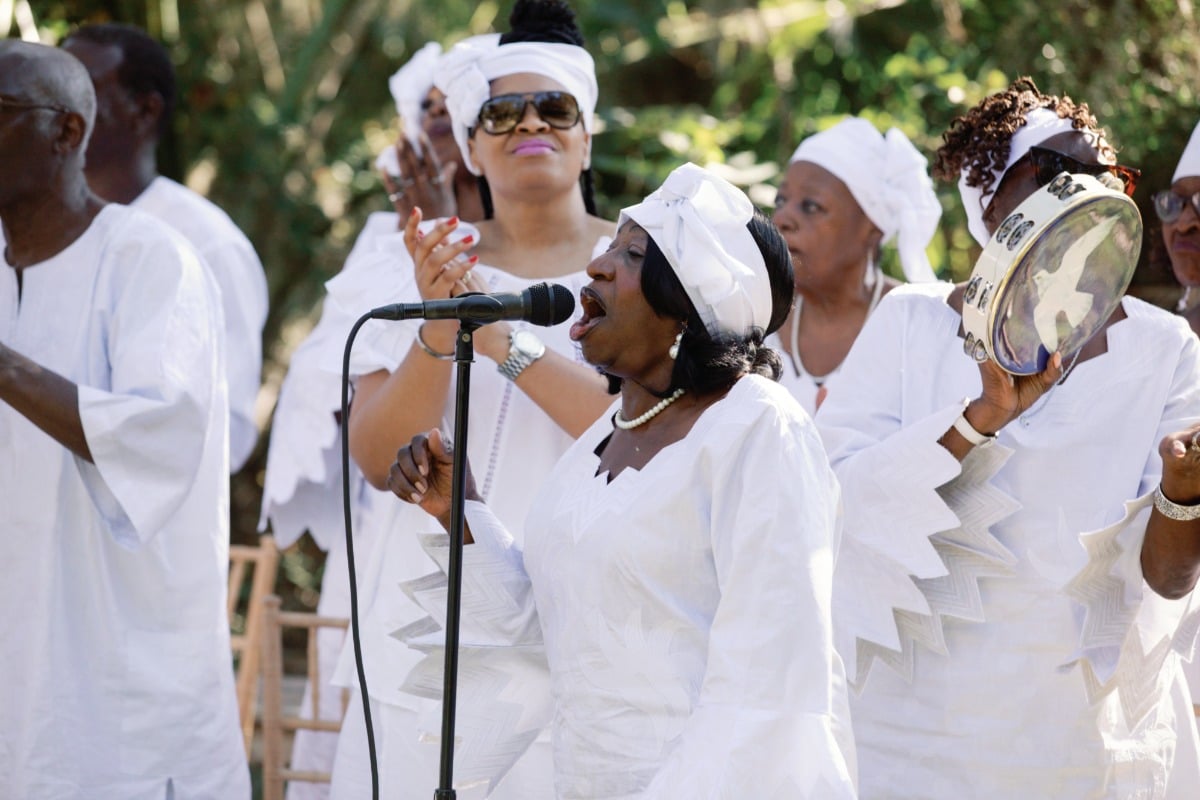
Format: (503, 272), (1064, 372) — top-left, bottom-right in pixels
(821, 77), (1200, 798)
(387, 163), (857, 798)
(0, 41), (248, 799)
(326, 1), (616, 795)
(769, 116), (941, 414)
(62, 23), (268, 472)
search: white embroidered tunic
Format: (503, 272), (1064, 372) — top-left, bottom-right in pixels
(0, 206), (248, 798)
(401, 375), (857, 798)
(818, 282), (1200, 798)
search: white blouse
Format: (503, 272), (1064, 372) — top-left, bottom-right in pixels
(819, 282), (1200, 798)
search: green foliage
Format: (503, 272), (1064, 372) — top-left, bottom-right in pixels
(14, 0), (1200, 580)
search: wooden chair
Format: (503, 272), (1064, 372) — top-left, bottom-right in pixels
(260, 593), (351, 800)
(228, 534), (280, 757)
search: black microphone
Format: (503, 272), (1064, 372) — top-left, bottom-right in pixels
(368, 281), (575, 327)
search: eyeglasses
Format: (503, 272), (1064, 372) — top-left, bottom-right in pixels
(1027, 145), (1140, 197)
(1152, 190), (1200, 223)
(474, 91), (581, 136)
(0, 96), (72, 116)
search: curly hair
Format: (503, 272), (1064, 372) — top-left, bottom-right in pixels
(932, 76), (1116, 197)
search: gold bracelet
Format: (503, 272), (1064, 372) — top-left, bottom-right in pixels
(415, 324), (454, 360)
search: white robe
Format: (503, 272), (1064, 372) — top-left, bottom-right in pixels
(319, 234), (601, 799)
(819, 282), (1200, 798)
(134, 176), (268, 472)
(396, 375), (857, 799)
(0, 205), (248, 798)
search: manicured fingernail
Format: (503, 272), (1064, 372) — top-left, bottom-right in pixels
(1173, 441), (1187, 457)
(418, 463), (428, 476)
(468, 255), (478, 264)
(411, 492), (423, 503)
(414, 480), (427, 494)
(410, 208), (419, 217)
(447, 216), (459, 226)
(461, 235), (474, 245)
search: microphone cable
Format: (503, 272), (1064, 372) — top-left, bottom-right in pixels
(339, 311), (380, 800)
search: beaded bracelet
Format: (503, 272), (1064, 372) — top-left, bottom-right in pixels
(1153, 484), (1200, 522)
(415, 324), (454, 360)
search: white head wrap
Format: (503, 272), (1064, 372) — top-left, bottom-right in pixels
(1173, 121), (1200, 183)
(957, 107), (1084, 247)
(435, 37), (598, 175)
(621, 163), (773, 339)
(790, 117), (941, 282)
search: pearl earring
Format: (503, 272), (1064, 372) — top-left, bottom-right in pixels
(668, 330), (683, 360)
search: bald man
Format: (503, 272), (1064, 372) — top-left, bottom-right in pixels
(62, 23), (268, 473)
(0, 41), (248, 798)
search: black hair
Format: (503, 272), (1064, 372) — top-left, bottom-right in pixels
(477, 0), (597, 218)
(616, 208), (791, 397)
(65, 23), (176, 140)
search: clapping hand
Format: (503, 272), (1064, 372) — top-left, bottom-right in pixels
(383, 131), (457, 220)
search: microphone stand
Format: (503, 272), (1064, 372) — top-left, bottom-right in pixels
(435, 320), (480, 799)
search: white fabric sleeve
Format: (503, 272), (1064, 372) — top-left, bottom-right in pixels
(1062, 323), (1200, 726)
(392, 500), (551, 794)
(198, 237), (268, 472)
(640, 412), (856, 799)
(817, 295), (1020, 689)
(78, 237), (223, 549)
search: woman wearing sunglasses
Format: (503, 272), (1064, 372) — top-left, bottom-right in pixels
(819, 77), (1200, 796)
(1158, 121), (1200, 337)
(771, 116), (942, 414)
(325, 1), (615, 797)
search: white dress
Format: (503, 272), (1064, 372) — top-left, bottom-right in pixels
(321, 234), (602, 799)
(819, 282), (1200, 798)
(134, 176), (269, 472)
(0, 205), (248, 798)
(397, 375), (857, 799)
(260, 210), (399, 800)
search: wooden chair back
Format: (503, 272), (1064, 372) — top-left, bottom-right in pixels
(228, 534), (279, 756)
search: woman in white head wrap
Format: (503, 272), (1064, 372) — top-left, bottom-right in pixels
(377, 37), (500, 223)
(328, 2), (617, 798)
(771, 116), (941, 414)
(819, 76), (1200, 798)
(385, 162), (857, 798)
(1157, 120), (1200, 335)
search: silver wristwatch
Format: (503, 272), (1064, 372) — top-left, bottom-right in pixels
(497, 329), (546, 381)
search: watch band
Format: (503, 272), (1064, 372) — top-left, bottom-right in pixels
(952, 402), (997, 448)
(497, 331), (544, 381)
(498, 349), (535, 381)
(1153, 484), (1200, 522)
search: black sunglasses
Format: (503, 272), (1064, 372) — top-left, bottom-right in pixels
(1026, 145), (1141, 197)
(1153, 190), (1200, 223)
(474, 91), (581, 136)
(0, 95), (71, 116)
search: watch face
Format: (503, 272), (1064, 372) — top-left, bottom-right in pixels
(512, 330), (546, 359)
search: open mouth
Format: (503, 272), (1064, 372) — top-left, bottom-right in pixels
(569, 287), (607, 341)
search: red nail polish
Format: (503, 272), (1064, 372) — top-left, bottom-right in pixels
(461, 235), (474, 245)
(447, 216), (459, 226)
(468, 255), (478, 264)
(410, 207), (419, 217)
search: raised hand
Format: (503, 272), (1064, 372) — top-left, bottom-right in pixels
(966, 352), (1066, 434)
(382, 131), (457, 220)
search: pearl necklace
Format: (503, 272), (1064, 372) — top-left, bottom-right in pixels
(613, 388), (685, 430)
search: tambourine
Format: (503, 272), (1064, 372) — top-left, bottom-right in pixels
(961, 172), (1142, 375)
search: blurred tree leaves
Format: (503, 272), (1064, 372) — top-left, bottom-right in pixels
(13, 0), (1200, 564)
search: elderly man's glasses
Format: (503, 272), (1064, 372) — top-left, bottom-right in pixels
(1153, 190), (1200, 224)
(0, 96), (72, 116)
(1027, 145), (1141, 197)
(474, 91), (581, 135)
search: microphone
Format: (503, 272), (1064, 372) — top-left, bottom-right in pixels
(368, 281), (575, 327)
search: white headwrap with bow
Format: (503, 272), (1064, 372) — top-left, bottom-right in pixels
(621, 163), (772, 340)
(790, 117), (941, 282)
(1174, 120), (1200, 183)
(957, 107), (1083, 247)
(435, 37), (598, 175)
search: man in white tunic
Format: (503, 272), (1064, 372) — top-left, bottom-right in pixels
(0, 41), (248, 798)
(822, 77), (1200, 798)
(61, 22), (268, 472)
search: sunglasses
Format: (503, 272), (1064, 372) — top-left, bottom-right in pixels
(1026, 145), (1140, 197)
(474, 91), (581, 136)
(1153, 190), (1200, 223)
(0, 95), (71, 116)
